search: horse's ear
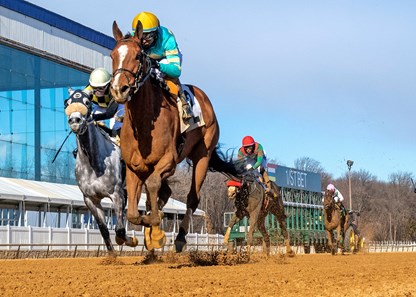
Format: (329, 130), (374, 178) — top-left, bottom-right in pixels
(113, 21), (123, 41)
(68, 87), (74, 95)
(83, 89), (93, 99)
(134, 20), (143, 41)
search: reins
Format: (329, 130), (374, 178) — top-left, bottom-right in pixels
(52, 130), (72, 163)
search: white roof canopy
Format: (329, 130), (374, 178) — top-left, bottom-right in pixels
(0, 177), (205, 216)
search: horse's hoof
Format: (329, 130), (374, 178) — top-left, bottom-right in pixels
(174, 239), (186, 253)
(107, 250), (117, 259)
(150, 226), (166, 249)
(115, 236), (125, 245)
(131, 236), (138, 247)
(144, 227), (154, 251)
(125, 236), (138, 247)
(144, 226), (166, 250)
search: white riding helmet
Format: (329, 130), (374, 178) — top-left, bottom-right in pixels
(89, 68), (111, 88)
(327, 184), (335, 191)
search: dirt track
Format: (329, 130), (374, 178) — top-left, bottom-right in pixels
(0, 252), (415, 297)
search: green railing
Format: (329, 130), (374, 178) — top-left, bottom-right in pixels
(227, 188), (327, 247)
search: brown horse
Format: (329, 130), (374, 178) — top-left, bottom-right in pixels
(110, 21), (240, 252)
(224, 173), (294, 256)
(323, 190), (349, 255)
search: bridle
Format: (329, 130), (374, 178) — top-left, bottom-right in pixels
(112, 38), (153, 97)
(64, 90), (93, 136)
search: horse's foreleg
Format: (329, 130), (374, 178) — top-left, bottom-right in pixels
(84, 197), (115, 256)
(143, 173), (163, 226)
(142, 173), (166, 250)
(326, 229), (335, 255)
(247, 215), (258, 255)
(176, 153), (209, 252)
(126, 167), (144, 226)
(224, 214), (240, 244)
(336, 225), (344, 254)
(111, 189), (138, 247)
(157, 179), (171, 210)
(270, 199), (294, 257)
(257, 211), (270, 256)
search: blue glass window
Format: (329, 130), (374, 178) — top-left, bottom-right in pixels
(0, 43), (89, 183)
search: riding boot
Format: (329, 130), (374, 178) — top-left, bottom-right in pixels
(336, 202), (346, 217)
(263, 172), (277, 198)
(72, 148), (78, 159)
(178, 89), (193, 122)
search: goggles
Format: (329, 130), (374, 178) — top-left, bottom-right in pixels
(142, 31), (158, 42)
(93, 86), (107, 97)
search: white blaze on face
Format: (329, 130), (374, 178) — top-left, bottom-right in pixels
(113, 45), (129, 87)
(227, 186), (237, 199)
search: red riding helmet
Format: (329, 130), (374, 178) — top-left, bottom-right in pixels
(242, 136), (255, 147)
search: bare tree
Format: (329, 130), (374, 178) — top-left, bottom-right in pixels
(294, 156), (332, 188)
(168, 161), (233, 234)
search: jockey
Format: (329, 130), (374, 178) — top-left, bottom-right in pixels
(131, 11), (193, 123)
(348, 210), (361, 236)
(73, 68), (123, 159)
(84, 68), (124, 138)
(238, 136), (276, 198)
(327, 183), (347, 216)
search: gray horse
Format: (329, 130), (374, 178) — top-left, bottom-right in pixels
(64, 89), (137, 256)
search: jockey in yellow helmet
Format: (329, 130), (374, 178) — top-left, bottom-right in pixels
(131, 11), (193, 123)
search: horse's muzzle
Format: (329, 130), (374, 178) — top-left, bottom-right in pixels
(110, 85), (130, 104)
(68, 112), (86, 134)
(227, 186), (237, 200)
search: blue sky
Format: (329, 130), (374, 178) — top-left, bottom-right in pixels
(26, 0), (416, 181)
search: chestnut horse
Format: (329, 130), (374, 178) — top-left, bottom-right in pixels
(225, 172), (294, 256)
(323, 190), (349, 255)
(110, 21), (240, 252)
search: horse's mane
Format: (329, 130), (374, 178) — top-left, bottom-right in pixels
(207, 145), (245, 178)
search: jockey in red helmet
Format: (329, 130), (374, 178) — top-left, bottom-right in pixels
(238, 136), (276, 197)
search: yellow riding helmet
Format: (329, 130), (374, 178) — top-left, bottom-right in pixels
(132, 11), (159, 33)
(89, 68), (111, 88)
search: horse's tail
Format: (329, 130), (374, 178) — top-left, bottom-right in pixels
(208, 146), (244, 179)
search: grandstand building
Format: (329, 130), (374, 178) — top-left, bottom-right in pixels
(0, 1), (204, 247)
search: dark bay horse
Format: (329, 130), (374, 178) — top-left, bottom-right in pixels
(110, 21), (240, 252)
(323, 190), (349, 255)
(225, 173), (294, 256)
(65, 89), (137, 256)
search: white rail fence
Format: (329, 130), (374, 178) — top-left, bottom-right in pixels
(0, 225), (224, 252)
(367, 241), (416, 253)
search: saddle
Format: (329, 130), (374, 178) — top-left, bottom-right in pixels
(150, 76), (205, 133)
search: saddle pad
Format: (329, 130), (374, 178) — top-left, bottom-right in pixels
(226, 180), (242, 187)
(179, 85), (205, 133)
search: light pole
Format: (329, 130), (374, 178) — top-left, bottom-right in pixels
(347, 160), (354, 210)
